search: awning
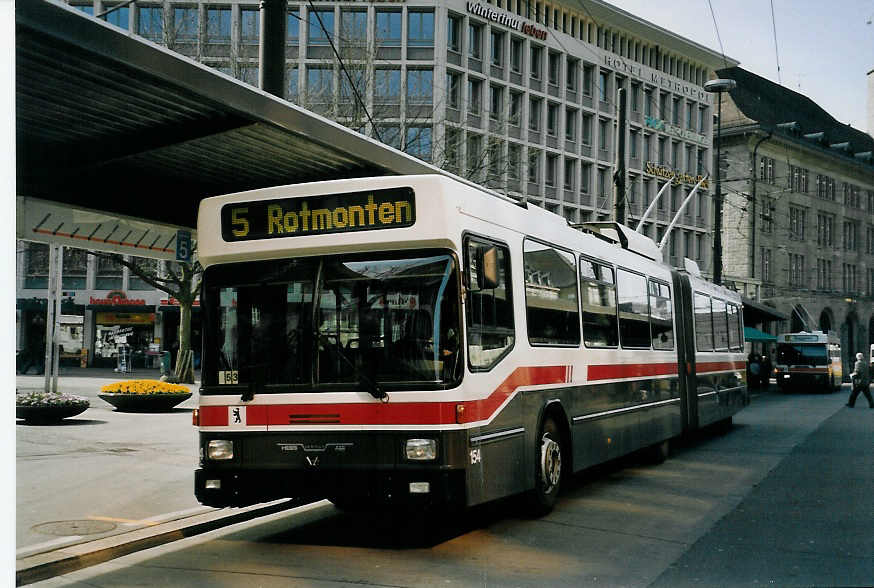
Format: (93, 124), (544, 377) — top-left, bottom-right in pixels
(742, 297), (788, 323)
(744, 326), (776, 342)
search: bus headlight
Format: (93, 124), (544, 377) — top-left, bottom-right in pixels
(405, 439), (437, 460)
(207, 439), (234, 460)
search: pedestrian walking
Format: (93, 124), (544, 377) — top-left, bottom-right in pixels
(847, 352), (873, 408)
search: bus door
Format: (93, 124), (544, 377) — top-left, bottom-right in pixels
(671, 272), (698, 431)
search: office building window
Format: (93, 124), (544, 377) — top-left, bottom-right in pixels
(566, 58), (578, 91)
(407, 10), (434, 47)
(581, 114), (592, 145)
(405, 126), (432, 161)
(510, 37), (523, 72)
(468, 78), (483, 114)
(582, 64), (593, 96)
(509, 91), (522, 126)
(309, 8), (334, 45)
(530, 45), (542, 79)
(340, 9), (367, 44)
(548, 51), (560, 85)
(491, 30), (504, 66)
(172, 8), (197, 41)
(307, 66), (333, 102)
(508, 143), (522, 180)
(581, 163), (591, 194)
(467, 133), (483, 178)
(528, 148), (541, 183)
(406, 69), (433, 104)
(105, 4), (130, 30)
(529, 96), (542, 131)
(374, 68), (401, 103)
(489, 85), (503, 120)
(375, 9), (401, 46)
(286, 67), (299, 102)
(565, 108), (577, 141)
(137, 6), (163, 40)
(448, 14), (462, 52)
(287, 9), (300, 43)
(446, 71), (461, 109)
(468, 22), (483, 59)
(598, 71), (608, 102)
(546, 102), (559, 136)
(240, 8), (259, 44)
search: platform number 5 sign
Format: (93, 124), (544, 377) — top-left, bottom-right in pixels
(176, 230), (192, 263)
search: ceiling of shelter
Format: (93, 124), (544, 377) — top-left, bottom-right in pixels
(16, 1), (438, 230)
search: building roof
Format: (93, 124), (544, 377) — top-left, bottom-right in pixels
(716, 66), (874, 164)
(583, 0), (738, 70)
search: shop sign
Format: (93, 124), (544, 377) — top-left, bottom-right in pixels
(644, 161), (709, 189)
(160, 297), (201, 306)
(467, 2), (547, 40)
(96, 312), (156, 325)
(89, 290), (147, 306)
(644, 115), (709, 145)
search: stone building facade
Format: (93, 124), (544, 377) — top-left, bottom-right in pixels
(717, 66), (874, 366)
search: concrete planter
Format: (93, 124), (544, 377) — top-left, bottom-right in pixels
(99, 393), (192, 413)
(16, 404), (89, 424)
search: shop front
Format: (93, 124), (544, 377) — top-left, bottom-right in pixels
(88, 291), (159, 368)
(158, 297), (201, 371)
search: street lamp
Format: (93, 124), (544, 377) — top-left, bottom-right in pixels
(704, 78), (736, 285)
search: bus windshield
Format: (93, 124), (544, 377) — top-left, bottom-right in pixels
(777, 343), (828, 366)
(201, 250), (461, 393)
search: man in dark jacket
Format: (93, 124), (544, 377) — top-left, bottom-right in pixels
(847, 352), (873, 408)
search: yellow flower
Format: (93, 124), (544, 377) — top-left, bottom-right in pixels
(100, 380), (190, 395)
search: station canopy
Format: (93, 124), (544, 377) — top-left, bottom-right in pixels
(16, 0), (458, 237)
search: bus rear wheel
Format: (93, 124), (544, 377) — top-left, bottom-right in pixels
(526, 416), (563, 516)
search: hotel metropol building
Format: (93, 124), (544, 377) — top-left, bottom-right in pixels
(19, 0), (736, 363)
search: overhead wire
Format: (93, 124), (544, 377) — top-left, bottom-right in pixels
(303, 1), (384, 143)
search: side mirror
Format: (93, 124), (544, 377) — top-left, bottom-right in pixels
(476, 245), (500, 290)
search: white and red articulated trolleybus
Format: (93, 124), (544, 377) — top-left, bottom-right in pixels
(193, 175), (747, 513)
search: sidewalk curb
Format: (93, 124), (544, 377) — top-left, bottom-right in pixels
(16, 499), (301, 586)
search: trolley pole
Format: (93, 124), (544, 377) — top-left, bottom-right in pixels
(614, 88), (627, 225)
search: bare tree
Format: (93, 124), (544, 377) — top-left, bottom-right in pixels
(89, 252), (201, 384)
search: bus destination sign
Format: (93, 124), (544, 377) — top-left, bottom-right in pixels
(221, 187), (416, 242)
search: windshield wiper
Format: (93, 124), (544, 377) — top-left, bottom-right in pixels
(317, 333), (389, 403)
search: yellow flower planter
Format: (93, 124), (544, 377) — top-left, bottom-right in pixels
(99, 380), (191, 412)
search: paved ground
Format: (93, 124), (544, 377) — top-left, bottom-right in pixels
(15, 373), (874, 586)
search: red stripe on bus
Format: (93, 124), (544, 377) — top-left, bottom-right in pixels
(198, 365), (569, 427)
(588, 362), (678, 380)
(696, 361), (746, 373)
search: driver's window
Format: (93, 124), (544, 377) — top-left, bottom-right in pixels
(465, 237), (514, 370)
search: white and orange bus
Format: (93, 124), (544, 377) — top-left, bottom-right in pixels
(193, 175), (747, 514)
(775, 331), (842, 393)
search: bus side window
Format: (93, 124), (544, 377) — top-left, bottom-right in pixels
(649, 279), (674, 350)
(727, 302), (742, 351)
(523, 239), (580, 346)
(580, 258), (618, 348)
(693, 292), (713, 351)
(616, 269), (650, 348)
(712, 298), (729, 351)
(465, 238), (515, 370)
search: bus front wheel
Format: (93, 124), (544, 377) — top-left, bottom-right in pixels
(526, 416), (563, 516)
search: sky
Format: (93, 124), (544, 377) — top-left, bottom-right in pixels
(611, 0), (874, 134)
